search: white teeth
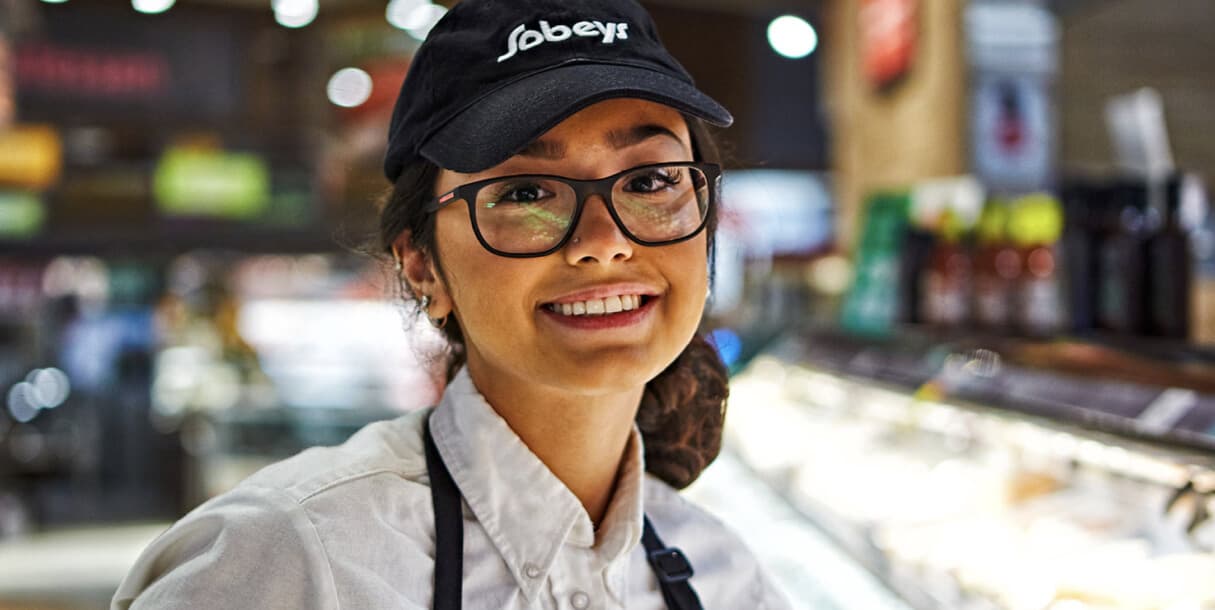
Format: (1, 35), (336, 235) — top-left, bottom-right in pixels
(549, 294), (646, 317)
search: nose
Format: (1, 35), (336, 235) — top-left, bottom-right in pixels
(563, 194), (633, 265)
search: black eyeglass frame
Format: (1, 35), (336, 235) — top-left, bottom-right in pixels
(424, 161), (722, 259)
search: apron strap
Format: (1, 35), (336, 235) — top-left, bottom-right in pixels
(425, 418), (464, 610)
(641, 515), (705, 610)
(425, 416), (704, 610)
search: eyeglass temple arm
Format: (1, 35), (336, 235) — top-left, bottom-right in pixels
(424, 191), (459, 213)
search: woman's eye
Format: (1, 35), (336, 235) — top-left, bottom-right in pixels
(626, 169), (683, 193)
(496, 183), (550, 203)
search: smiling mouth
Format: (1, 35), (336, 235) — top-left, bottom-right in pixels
(543, 294), (652, 317)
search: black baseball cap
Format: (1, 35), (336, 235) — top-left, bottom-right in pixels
(383, 0), (733, 182)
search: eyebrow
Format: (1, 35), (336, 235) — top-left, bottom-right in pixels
(517, 124), (683, 159)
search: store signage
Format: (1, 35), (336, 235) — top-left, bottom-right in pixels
(15, 42), (170, 101)
(965, 2), (1057, 192)
(859, 0), (917, 89)
(15, 5), (241, 121)
(0, 125), (63, 190)
(153, 148), (270, 219)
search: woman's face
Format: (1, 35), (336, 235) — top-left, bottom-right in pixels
(427, 98), (708, 398)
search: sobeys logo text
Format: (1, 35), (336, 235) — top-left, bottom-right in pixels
(497, 20), (630, 63)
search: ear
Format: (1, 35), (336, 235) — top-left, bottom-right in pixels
(391, 231), (453, 320)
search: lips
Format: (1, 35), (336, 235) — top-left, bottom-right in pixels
(542, 283), (659, 315)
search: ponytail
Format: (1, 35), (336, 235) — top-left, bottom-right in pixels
(635, 334), (729, 489)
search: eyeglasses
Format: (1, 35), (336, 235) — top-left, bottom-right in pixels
(425, 162), (721, 258)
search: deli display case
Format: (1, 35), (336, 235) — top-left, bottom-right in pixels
(727, 329), (1215, 610)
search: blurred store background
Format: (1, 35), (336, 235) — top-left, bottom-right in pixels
(1, 0), (1214, 608)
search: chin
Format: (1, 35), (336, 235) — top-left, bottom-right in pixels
(539, 353), (668, 397)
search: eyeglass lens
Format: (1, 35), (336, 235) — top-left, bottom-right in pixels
(471, 164), (710, 255)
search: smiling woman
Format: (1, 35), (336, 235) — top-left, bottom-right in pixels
(388, 99), (728, 498)
(111, 1), (792, 609)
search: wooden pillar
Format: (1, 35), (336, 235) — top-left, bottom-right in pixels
(822, 0), (968, 250)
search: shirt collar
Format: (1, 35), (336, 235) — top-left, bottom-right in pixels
(428, 368), (645, 602)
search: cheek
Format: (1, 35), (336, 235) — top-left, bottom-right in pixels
(661, 238), (710, 328)
(435, 215), (539, 328)
(435, 213), (492, 312)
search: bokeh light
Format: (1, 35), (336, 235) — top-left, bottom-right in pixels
(767, 15), (818, 59)
(28, 368), (71, 409)
(273, 0), (318, 28)
(132, 0), (175, 14)
(326, 67), (374, 108)
(386, 0), (427, 31)
(402, 3), (447, 40)
(7, 383), (39, 423)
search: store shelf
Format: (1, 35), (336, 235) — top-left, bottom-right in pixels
(773, 330), (1215, 470)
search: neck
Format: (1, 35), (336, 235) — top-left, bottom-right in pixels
(466, 359), (642, 527)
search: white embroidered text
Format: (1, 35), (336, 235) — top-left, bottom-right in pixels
(497, 20), (630, 63)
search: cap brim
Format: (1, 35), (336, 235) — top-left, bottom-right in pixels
(419, 63), (732, 174)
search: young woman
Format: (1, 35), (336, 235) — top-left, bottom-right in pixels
(114, 1), (790, 608)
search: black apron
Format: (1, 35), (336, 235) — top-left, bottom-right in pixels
(424, 420), (704, 610)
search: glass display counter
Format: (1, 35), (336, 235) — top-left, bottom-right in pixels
(727, 330), (1215, 610)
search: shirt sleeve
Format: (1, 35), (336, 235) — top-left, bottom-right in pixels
(111, 485), (340, 610)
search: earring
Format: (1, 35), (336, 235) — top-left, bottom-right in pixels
(419, 295), (447, 329)
(394, 259), (402, 272)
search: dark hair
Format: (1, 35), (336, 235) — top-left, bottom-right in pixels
(377, 117), (729, 490)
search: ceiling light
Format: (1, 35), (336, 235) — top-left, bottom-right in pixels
(767, 15), (818, 59)
(273, 0), (318, 29)
(386, 0), (427, 31)
(133, 0), (175, 14)
(404, 3), (447, 40)
(327, 67), (374, 108)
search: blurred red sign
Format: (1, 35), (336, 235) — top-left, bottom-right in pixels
(860, 0), (917, 89)
(15, 42), (170, 100)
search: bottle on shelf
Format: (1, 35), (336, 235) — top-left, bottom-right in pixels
(842, 191), (912, 336)
(1009, 193), (1066, 335)
(1096, 181), (1150, 335)
(972, 198), (1020, 332)
(1146, 174), (1192, 340)
(920, 209), (973, 329)
(1187, 175), (1215, 346)
(1060, 178), (1102, 334)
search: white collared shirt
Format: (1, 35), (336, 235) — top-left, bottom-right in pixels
(112, 369), (791, 609)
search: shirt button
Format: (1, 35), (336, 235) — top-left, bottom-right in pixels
(570, 591), (590, 609)
(523, 563), (542, 579)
